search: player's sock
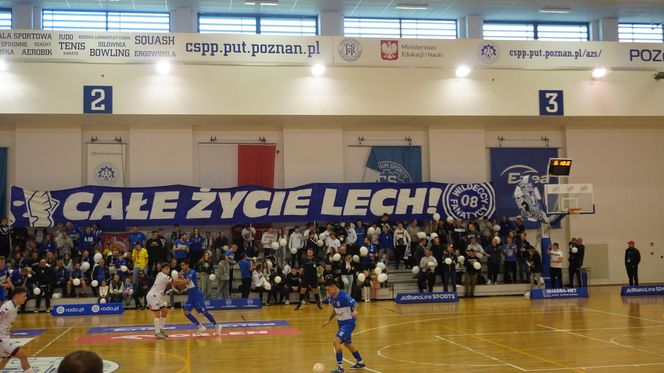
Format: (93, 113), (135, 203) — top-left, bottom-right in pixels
(185, 313), (200, 326)
(352, 351), (364, 363)
(153, 318), (161, 334)
(202, 311), (217, 325)
(314, 293), (321, 304)
(336, 351), (343, 368)
(299, 293), (305, 302)
(160, 317), (167, 330)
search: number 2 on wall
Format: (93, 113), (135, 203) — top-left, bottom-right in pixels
(83, 85), (112, 114)
(90, 89), (106, 111)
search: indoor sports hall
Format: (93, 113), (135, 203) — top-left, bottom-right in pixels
(0, 1), (663, 372)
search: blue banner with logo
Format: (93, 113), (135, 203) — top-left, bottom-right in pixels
(621, 285), (664, 296)
(204, 298), (263, 310)
(365, 146), (422, 183)
(490, 148), (558, 228)
(51, 303), (124, 316)
(10, 182), (495, 227)
(529, 287), (589, 299)
(394, 291), (459, 304)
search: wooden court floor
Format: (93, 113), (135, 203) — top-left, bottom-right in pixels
(12, 285), (664, 373)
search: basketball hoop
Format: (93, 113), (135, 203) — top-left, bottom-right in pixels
(567, 208), (582, 215)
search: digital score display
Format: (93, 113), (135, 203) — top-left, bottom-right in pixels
(548, 158), (573, 176)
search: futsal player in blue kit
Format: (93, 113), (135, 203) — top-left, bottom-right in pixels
(322, 278), (367, 372)
(173, 261), (222, 336)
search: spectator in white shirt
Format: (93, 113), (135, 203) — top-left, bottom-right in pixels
(261, 227), (275, 257)
(392, 221), (411, 269)
(549, 243), (564, 288)
(326, 232), (341, 250)
(241, 224), (256, 250)
(344, 223), (357, 248)
(288, 226), (304, 267)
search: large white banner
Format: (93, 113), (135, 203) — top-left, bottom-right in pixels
(1, 29), (662, 70)
(87, 143), (125, 187)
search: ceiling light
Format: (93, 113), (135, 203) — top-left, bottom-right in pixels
(591, 67), (608, 79)
(455, 65), (471, 78)
(311, 64), (326, 77)
(539, 7), (571, 14)
(156, 61), (171, 74)
(245, 0), (279, 5)
(396, 3), (428, 10)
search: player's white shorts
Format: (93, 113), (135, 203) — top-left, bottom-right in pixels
(146, 292), (166, 311)
(0, 336), (18, 358)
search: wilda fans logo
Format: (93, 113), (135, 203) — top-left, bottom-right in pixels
(380, 40), (399, 61)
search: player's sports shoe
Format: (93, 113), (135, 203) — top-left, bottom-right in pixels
(155, 333), (166, 339)
(317, 303), (323, 310)
(294, 303), (302, 311)
(350, 362), (366, 369)
(159, 330), (168, 337)
(330, 367), (345, 373)
(215, 324), (223, 336)
(194, 324), (207, 336)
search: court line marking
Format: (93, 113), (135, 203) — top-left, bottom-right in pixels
(525, 362), (664, 371)
(435, 336), (525, 371)
(582, 307), (664, 324)
(341, 357), (383, 373)
(435, 324), (664, 338)
(609, 335), (664, 358)
(375, 340), (505, 368)
(32, 319), (82, 356)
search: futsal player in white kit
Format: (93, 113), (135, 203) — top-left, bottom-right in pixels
(0, 287), (33, 372)
(147, 262), (174, 339)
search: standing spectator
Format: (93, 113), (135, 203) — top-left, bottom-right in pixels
(625, 240), (641, 286)
(514, 217), (526, 235)
(392, 222), (410, 269)
(196, 251), (215, 299)
(516, 233), (531, 283)
(212, 231), (229, 264)
(407, 219), (420, 238)
(128, 227), (146, 251)
(0, 218), (11, 259)
(344, 223), (357, 252)
(549, 243), (564, 288)
(498, 216), (513, 240)
(56, 231), (74, 258)
(79, 227), (96, 256)
(65, 222), (80, 255)
(145, 231), (164, 276)
(289, 226), (304, 268)
(502, 236), (518, 283)
(170, 225), (183, 243)
(378, 225), (393, 260)
(418, 249), (437, 293)
(567, 238), (585, 287)
(431, 237), (444, 284)
(216, 254), (231, 299)
(451, 220), (467, 251)
(203, 231), (214, 257)
(485, 237), (502, 284)
(354, 221), (365, 251)
(261, 227), (275, 258)
(189, 228), (205, 267)
(441, 245), (457, 292)
(33, 259), (55, 312)
(131, 243), (149, 285)
(242, 224), (256, 251)
(464, 250), (480, 297)
(528, 247), (543, 289)
(172, 233), (190, 266)
(238, 254), (253, 298)
(412, 238), (427, 269)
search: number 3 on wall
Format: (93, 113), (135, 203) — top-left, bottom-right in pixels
(539, 90), (564, 116)
(83, 86), (113, 114)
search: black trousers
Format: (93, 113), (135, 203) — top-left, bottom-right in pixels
(504, 261), (517, 283)
(550, 267), (563, 288)
(241, 278), (252, 298)
(418, 271), (435, 292)
(35, 285), (52, 309)
(568, 265), (582, 287)
(394, 245), (406, 269)
(487, 262), (500, 283)
(626, 265), (639, 286)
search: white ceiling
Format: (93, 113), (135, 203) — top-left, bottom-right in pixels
(1, 0), (664, 24)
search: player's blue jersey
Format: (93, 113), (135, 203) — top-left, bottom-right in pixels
(183, 268), (206, 312)
(331, 290), (357, 326)
(184, 268), (201, 293)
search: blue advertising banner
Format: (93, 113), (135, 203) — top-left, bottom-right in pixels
(365, 146), (422, 183)
(530, 287), (589, 300)
(394, 291), (459, 304)
(621, 285), (664, 296)
(51, 303), (124, 316)
(490, 148), (558, 228)
(87, 320), (288, 334)
(10, 182), (495, 227)
(203, 298), (263, 310)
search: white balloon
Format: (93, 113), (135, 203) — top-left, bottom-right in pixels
(378, 273), (388, 283)
(444, 258), (453, 265)
(73, 278), (81, 286)
(430, 233), (438, 239)
(476, 252), (484, 259)
(367, 227), (375, 236)
(209, 274), (217, 281)
(52, 292), (63, 299)
(123, 252), (128, 258)
(359, 247), (368, 256)
(473, 261), (482, 270)
(374, 267), (382, 275)
(290, 248), (298, 255)
(222, 245), (229, 251)
(332, 253), (341, 262)
(266, 260), (273, 269)
(27, 273), (32, 278)
(171, 270), (179, 278)
(494, 236), (501, 244)
(81, 262), (90, 273)
(446, 216), (454, 223)
(352, 255), (360, 263)
(263, 281), (272, 291)
(33, 287), (41, 295)
(93, 253), (103, 263)
(279, 238), (288, 247)
(120, 265), (128, 272)
(417, 232), (426, 240)
(376, 262), (386, 270)
(357, 273), (366, 282)
(275, 276), (282, 284)
(91, 280), (99, 288)
(100, 298), (107, 304)
(128, 289), (134, 295)
(271, 242), (280, 251)
(317, 240), (324, 247)
(571, 247), (578, 253)
(493, 224), (501, 232)
(433, 213), (441, 221)
(458, 255), (465, 263)
(109, 266), (117, 275)
(411, 266), (420, 274)
(427, 261), (436, 268)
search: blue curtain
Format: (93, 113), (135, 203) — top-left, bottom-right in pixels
(0, 148), (6, 218)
